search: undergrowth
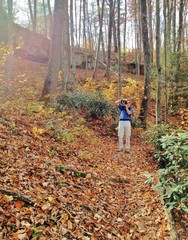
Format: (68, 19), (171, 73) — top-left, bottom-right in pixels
(55, 92), (114, 120)
(144, 125), (188, 213)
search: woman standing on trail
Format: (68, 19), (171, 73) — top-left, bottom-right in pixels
(115, 99), (134, 153)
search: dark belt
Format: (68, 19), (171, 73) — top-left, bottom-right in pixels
(119, 119), (130, 121)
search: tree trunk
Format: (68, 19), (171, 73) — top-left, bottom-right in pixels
(167, 0), (172, 63)
(135, 0), (140, 78)
(83, 0), (86, 48)
(28, 0), (33, 29)
(61, 0), (70, 92)
(117, 0), (122, 98)
(139, 0), (151, 128)
(93, 0), (105, 82)
(33, 0), (37, 31)
(43, 0), (47, 37)
(6, 0), (14, 95)
(69, 0), (76, 92)
(163, 0), (168, 122)
(113, 0), (118, 53)
(78, 0), (82, 48)
(28, 0), (37, 31)
(47, 0), (52, 38)
(156, 0), (162, 124)
(105, 0), (113, 78)
(74, 0), (78, 46)
(41, 0), (64, 100)
(177, 0), (184, 53)
(123, 0), (127, 54)
(172, 0), (177, 52)
(147, 0), (153, 63)
(86, 0), (91, 50)
(174, 0), (184, 103)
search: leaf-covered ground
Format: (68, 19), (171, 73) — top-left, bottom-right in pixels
(0, 59), (178, 239)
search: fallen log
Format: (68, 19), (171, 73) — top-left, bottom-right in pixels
(110, 177), (129, 184)
(56, 165), (87, 178)
(96, 59), (118, 76)
(62, 182), (82, 190)
(0, 188), (34, 206)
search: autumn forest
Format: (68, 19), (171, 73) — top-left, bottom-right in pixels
(0, 0), (188, 239)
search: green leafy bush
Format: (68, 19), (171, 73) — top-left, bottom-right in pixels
(56, 92), (111, 119)
(144, 126), (188, 212)
(155, 131), (188, 212)
(144, 124), (171, 158)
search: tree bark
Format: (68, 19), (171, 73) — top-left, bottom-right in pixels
(105, 0), (114, 78)
(147, 0), (153, 63)
(172, 0), (177, 52)
(174, 0), (184, 104)
(156, 0), (162, 124)
(47, 0), (52, 38)
(28, 0), (37, 31)
(163, 0), (168, 122)
(177, 0), (184, 52)
(123, 0), (127, 65)
(135, 0), (140, 78)
(78, 0), (82, 48)
(41, 0), (64, 100)
(113, 0), (118, 53)
(28, 0), (34, 29)
(139, 0), (152, 128)
(74, 0), (78, 46)
(93, 0), (105, 82)
(6, 0), (14, 95)
(123, 0), (127, 53)
(117, 0), (122, 98)
(42, 0), (47, 37)
(33, 0), (37, 31)
(61, 0), (70, 92)
(69, 0), (76, 92)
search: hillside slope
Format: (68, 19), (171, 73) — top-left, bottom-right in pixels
(0, 58), (179, 239)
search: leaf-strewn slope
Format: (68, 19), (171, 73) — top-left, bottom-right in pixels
(0, 59), (172, 239)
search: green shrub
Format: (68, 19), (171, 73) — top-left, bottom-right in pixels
(154, 130), (188, 212)
(56, 92), (112, 119)
(144, 126), (188, 212)
(143, 124), (171, 161)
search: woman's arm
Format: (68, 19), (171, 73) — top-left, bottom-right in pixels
(115, 99), (122, 106)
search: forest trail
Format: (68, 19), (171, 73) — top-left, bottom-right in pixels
(0, 111), (172, 239)
(0, 58), (173, 239)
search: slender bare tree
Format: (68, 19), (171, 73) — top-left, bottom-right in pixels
(172, 0), (177, 52)
(123, 0), (127, 61)
(93, 0), (105, 81)
(105, 0), (114, 78)
(156, 0), (162, 124)
(6, 0), (14, 95)
(112, 0), (118, 53)
(28, 0), (37, 31)
(69, 0), (76, 92)
(147, 0), (153, 63)
(117, 0), (122, 98)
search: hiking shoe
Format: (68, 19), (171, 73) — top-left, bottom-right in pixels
(117, 149), (123, 152)
(125, 149), (130, 153)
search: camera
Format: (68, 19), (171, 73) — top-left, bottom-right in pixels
(121, 99), (127, 104)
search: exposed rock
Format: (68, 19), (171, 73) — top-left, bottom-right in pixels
(13, 23), (50, 63)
